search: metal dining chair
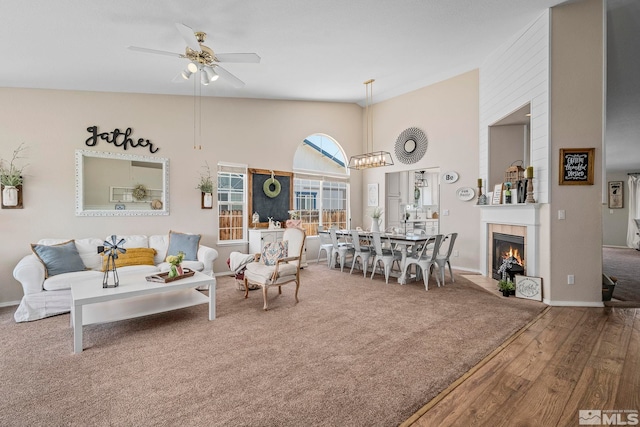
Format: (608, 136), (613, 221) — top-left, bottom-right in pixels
(329, 228), (354, 272)
(370, 232), (402, 284)
(401, 234), (444, 290)
(349, 230), (373, 277)
(435, 232), (458, 284)
(316, 226), (334, 267)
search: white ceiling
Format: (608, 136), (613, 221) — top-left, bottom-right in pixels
(0, 0), (636, 171)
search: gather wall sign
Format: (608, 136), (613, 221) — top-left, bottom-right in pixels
(85, 126), (159, 154)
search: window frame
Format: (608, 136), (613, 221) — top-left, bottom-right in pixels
(217, 163), (248, 244)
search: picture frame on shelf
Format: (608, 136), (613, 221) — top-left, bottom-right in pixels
(492, 184), (503, 205)
(608, 181), (623, 208)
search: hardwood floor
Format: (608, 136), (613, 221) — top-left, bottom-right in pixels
(403, 306), (640, 426)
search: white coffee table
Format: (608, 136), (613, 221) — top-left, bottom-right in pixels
(70, 271), (215, 353)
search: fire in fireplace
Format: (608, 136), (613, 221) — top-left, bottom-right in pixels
(492, 232), (525, 280)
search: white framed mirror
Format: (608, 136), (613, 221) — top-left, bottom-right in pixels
(75, 149), (169, 216)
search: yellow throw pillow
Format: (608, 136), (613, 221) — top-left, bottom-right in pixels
(102, 247), (156, 271)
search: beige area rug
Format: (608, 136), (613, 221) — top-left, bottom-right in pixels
(0, 264), (546, 426)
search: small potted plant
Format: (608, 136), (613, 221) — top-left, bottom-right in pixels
(498, 279), (515, 297)
(197, 162), (214, 208)
(1, 143), (27, 208)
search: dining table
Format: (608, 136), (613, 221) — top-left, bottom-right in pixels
(321, 229), (434, 284)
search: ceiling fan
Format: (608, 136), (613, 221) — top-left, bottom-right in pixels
(128, 23), (260, 88)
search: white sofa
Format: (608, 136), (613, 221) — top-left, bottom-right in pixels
(13, 234), (218, 322)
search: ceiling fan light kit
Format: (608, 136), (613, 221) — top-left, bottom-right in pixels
(348, 79), (394, 170)
(128, 23), (260, 88)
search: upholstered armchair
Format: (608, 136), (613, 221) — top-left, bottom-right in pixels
(244, 227), (306, 310)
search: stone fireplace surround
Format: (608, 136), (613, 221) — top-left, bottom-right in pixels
(479, 204), (540, 279)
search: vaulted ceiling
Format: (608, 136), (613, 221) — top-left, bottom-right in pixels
(0, 0), (636, 170)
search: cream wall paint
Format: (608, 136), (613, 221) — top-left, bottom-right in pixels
(356, 70), (480, 270)
(549, 0), (604, 304)
(0, 88), (362, 305)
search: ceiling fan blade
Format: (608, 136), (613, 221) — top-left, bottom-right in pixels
(175, 23), (201, 52)
(215, 53), (261, 63)
(213, 65), (246, 88)
(128, 46), (183, 58)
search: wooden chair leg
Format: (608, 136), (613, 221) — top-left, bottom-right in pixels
(295, 281), (300, 303)
(262, 286), (269, 311)
(278, 286), (282, 295)
(244, 278), (249, 298)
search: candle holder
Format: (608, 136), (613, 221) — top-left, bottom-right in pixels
(526, 178), (536, 203)
(477, 181), (488, 205)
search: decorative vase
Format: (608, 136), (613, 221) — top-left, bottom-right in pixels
(2, 185), (18, 207)
(202, 192), (213, 208)
(371, 218), (380, 232)
(169, 264), (183, 278)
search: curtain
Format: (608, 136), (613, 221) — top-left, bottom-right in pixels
(627, 175), (640, 249)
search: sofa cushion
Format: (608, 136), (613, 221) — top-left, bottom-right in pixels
(245, 262), (297, 281)
(261, 240), (288, 266)
(74, 238), (106, 270)
(166, 231), (201, 261)
(101, 248), (156, 271)
(106, 235), (149, 249)
(31, 240), (87, 278)
(43, 270), (103, 291)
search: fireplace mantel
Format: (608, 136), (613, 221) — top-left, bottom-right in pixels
(478, 204), (541, 278)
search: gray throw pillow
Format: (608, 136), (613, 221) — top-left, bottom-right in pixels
(31, 240), (87, 277)
(166, 231), (201, 261)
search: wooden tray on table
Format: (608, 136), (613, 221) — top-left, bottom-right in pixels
(146, 268), (196, 283)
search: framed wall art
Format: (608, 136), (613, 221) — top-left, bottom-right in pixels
(559, 148), (595, 185)
(608, 181), (624, 208)
(368, 183), (379, 207)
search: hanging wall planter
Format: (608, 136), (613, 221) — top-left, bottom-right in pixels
(1, 184), (21, 208)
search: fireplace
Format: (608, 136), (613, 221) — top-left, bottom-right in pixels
(492, 232), (525, 280)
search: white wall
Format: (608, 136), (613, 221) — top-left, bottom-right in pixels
(357, 70), (481, 271)
(480, 10), (550, 204)
(0, 88), (362, 305)
(548, 0), (604, 304)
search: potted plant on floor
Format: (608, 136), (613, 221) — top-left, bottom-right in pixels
(498, 279), (515, 297)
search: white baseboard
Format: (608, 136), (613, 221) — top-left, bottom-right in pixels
(0, 300), (19, 308)
(603, 244), (632, 249)
(542, 299), (604, 307)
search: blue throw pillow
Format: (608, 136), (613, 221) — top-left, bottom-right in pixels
(166, 231), (201, 261)
(31, 240), (87, 278)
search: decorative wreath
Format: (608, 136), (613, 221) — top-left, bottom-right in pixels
(263, 171), (281, 198)
(132, 184), (148, 201)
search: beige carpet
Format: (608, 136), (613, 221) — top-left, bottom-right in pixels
(0, 264), (546, 426)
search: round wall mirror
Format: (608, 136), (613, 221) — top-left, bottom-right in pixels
(395, 127), (428, 164)
(404, 139), (417, 153)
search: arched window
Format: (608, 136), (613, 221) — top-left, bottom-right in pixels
(292, 134), (350, 236)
